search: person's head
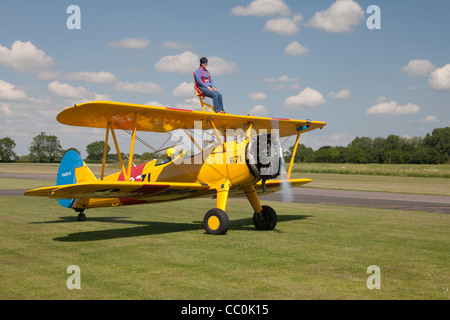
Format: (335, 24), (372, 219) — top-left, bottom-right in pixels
(166, 147), (176, 158)
(200, 57), (208, 67)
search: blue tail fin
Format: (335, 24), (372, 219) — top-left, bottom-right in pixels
(56, 150), (96, 208)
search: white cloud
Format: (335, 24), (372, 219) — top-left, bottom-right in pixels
(114, 81), (164, 93)
(107, 37), (149, 49)
(249, 92), (267, 100)
(263, 14), (303, 35)
(264, 75), (298, 83)
(366, 100), (420, 115)
(173, 82), (194, 97)
(284, 41), (309, 56)
(420, 115), (439, 123)
(328, 89), (351, 99)
(285, 87), (326, 109)
(155, 51), (238, 75)
(207, 56), (238, 75)
(145, 101), (171, 108)
(65, 71), (118, 83)
(306, 0), (364, 33)
(48, 81), (91, 99)
(175, 97), (202, 111)
(48, 81), (111, 105)
(402, 59), (436, 77)
(249, 105), (269, 116)
(428, 64), (450, 91)
(0, 80), (29, 101)
(0, 40), (59, 78)
(0, 102), (14, 116)
(162, 41), (194, 50)
(155, 51), (198, 75)
(231, 0), (292, 16)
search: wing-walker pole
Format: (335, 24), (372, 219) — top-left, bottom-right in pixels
(287, 131), (301, 179)
(100, 123), (111, 180)
(126, 113), (138, 181)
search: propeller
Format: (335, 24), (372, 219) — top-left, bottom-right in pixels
(278, 143), (294, 202)
(269, 119), (294, 203)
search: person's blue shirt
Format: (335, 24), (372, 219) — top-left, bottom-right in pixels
(194, 67), (215, 88)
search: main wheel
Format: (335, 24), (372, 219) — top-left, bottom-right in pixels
(253, 205), (277, 230)
(203, 208), (229, 235)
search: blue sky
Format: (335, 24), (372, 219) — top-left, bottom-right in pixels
(1, 0), (449, 156)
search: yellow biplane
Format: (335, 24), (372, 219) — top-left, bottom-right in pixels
(25, 101), (326, 235)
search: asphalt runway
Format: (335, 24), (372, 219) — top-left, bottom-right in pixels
(1, 173), (449, 214)
(264, 188), (450, 214)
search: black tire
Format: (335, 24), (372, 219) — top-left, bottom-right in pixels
(253, 205), (277, 230)
(203, 208), (229, 235)
(77, 212), (86, 222)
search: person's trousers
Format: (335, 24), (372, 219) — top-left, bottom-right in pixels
(199, 87), (224, 112)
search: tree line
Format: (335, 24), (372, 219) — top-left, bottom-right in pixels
(290, 127), (449, 164)
(0, 127), (449, 164)
(0, 132), (159, 163)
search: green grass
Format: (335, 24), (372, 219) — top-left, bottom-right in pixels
(0, 178), (55, 190)
(291, 173), (450, 196)
(0, 196), (448, 300)
(291, 163), (450, 178)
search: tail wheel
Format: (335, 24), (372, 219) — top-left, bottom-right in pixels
(204, 208), (229, 235)
(253, 205), (277, 230)
(75, 209), (86, 222)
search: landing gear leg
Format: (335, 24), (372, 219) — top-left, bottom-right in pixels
(243, 185), (277, 230)
(203, 180), (231, 235)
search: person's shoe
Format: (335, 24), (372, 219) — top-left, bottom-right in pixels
(216, 111), (225, 114)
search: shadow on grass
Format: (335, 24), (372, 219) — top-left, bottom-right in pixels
(40, 214), (311, 242)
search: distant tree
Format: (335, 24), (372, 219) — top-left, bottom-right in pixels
(346, 146), (367, 163)
(409, 146), (440, 164)
(290, 144), (314, 163)
(29, 132), (62, 163)
(86, 141), (110, 160)
(424, 127), (450, 163)
(62, 148), (81, 156)
(0, 137), (16, 162)
(313, 146), (340, 163)
(382, 149), (404, 164)
(140, 152), (158, 161)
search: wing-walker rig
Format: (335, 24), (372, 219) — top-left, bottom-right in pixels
(25, 98), (326, 235)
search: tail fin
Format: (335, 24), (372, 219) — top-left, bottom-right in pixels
(56, 150), (96, 208)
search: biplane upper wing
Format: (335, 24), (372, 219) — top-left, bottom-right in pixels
(57, 101), (326, 138)
(25, 181), (211, 200)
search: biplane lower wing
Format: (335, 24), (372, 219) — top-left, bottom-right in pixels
(25, 181), (211, 201)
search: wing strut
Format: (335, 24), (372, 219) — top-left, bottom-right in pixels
(110, 123), (127, 180)
(100, 124), (110, 180)
(287, 131), (301, 179)
(126, 113), (138, 181)
(286, 120), (311, 179)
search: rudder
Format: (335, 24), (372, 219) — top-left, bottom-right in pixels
(56, 150), (96, 208)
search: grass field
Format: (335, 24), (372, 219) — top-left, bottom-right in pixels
(291, 163), (450, 178)
(0, 197), (449, 300)
(0, 162), (449, 300)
